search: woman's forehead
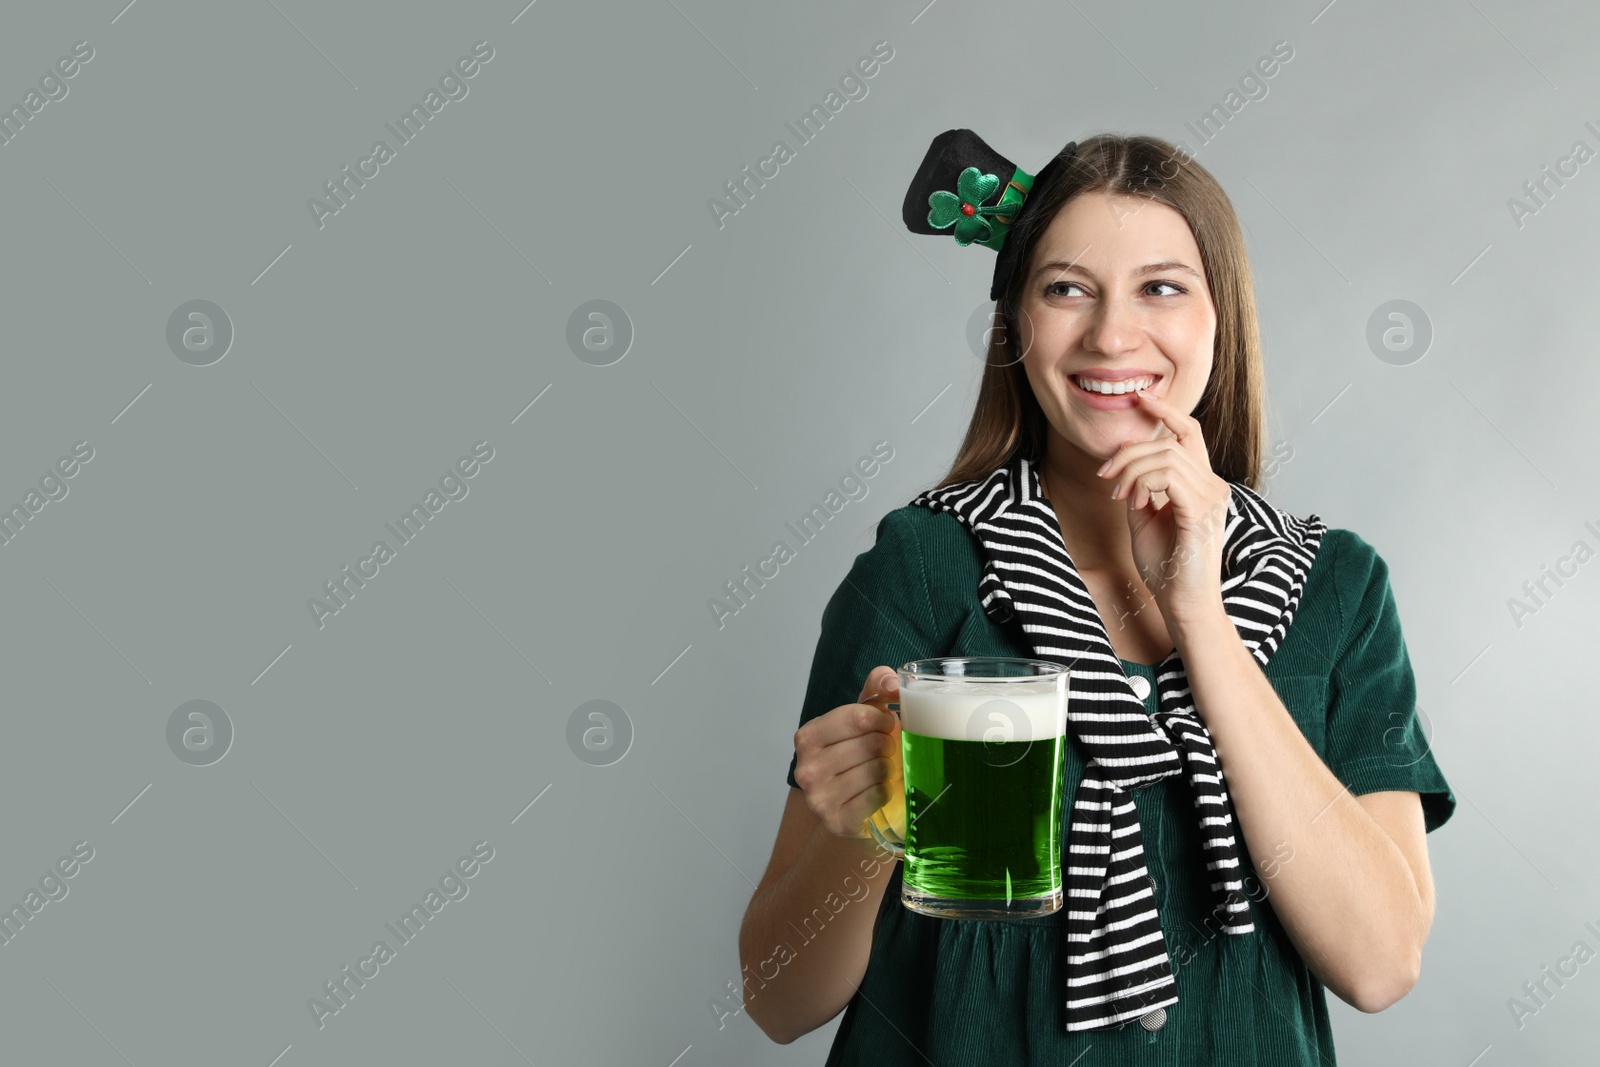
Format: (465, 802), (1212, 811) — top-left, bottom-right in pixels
(1031, 194), (1204, 278)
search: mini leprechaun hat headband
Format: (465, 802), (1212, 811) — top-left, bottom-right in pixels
(901, 129), (1079, 300)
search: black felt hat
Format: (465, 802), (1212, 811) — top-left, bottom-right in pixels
(901, 129), (1078, 300)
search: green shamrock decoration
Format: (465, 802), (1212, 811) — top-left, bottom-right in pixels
(927, 166), (1008, 245)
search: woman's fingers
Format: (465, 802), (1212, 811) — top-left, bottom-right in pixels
(828, 724), (899, 768)
(1106, 440), (1181, 495)
(858, 664), (899, 709)
(1130, 387), (1206, 446)
(837, 771), (902, 834)
(797, 696), (897, 759)
(796, 711), (897, 783)
(794, 667), (905, 837)
(825, 757), (902, 835)
(797, 665), (897, 753)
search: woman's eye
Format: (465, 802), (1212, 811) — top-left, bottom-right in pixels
(1043, 280), (1186, 298)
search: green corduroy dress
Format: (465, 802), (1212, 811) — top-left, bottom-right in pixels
(784, 504), (1455, 1066)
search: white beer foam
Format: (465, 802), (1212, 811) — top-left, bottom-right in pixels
(899, 681), (1068, 742)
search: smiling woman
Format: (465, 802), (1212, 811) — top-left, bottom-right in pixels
(741, 129), (1457, 1066)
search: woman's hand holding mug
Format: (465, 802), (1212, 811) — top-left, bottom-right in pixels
(793, 666), (904, 842)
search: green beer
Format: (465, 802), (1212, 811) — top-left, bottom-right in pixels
(871, 659), (1070, 921)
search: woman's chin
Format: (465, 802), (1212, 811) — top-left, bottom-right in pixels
(1066, 411), (1162, 452)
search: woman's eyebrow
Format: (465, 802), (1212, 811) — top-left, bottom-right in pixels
(1033, 259), (1202, 280)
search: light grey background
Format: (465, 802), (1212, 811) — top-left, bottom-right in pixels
(0, 0), (1595, 1064)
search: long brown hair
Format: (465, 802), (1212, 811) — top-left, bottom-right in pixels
(931, 133), (1266, 492)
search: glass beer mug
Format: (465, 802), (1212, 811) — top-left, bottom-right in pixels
(868, 657), (1071, 920)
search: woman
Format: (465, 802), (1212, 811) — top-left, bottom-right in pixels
(738, 131), (1455, 1064)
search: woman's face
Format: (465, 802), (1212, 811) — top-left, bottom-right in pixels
(1013, 191), (1217, 463)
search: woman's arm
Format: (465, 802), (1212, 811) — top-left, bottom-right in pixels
(738, 788), (899, 1043)
(739, 665), (906, 1043)
(1173, 608), (1434, 1012)
(1094, 389), (1438, 1012)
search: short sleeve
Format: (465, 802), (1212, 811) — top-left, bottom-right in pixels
(785, 507), (944, 790)
(1322, 530), (1457, 833)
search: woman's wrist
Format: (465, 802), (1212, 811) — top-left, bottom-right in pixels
(1168, 594), (1233, 657)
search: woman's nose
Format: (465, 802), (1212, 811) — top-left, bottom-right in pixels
(1081, 295), (1145, 355)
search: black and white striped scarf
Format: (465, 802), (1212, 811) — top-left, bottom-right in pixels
(909, 452), (1326, 1032)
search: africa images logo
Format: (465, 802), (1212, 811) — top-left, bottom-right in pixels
(307, 441), (494, 630)
(707, 440), (894, 630)
(705, 41), (894, 230)
(306, 841), (494, 1030)
(307, 41), (495, 230)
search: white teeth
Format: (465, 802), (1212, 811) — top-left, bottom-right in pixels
(1075, 375), (1153, 395)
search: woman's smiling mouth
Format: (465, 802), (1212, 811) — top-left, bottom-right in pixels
(1069, 372), (1163, 409)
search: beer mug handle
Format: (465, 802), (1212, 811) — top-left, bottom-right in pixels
(866, 807), (905, 857)
(865, 698), (906, 857)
